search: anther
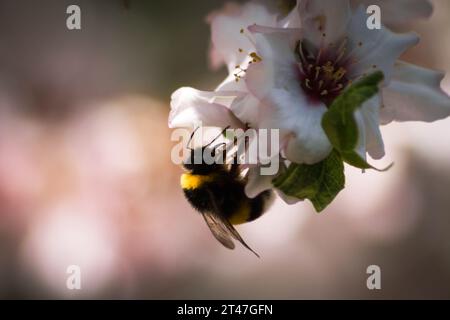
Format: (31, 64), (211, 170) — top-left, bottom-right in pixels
(305, 79), (312, 89)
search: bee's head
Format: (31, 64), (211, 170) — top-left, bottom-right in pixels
(183, 146), (224, 175)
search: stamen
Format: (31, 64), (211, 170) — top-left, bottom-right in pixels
(330, 84), (344, 92)
(315, 66), (321, 80)
(333, 67), (346, 82)
(305, 79), (312, 89)
(298, 42), (306, 63)
(337, 37), (348, 55)
(318, 80), (324, 90)
(296, 40), (350, 106)
(316, 47), (323, 64)
(322, 61), (334, 77)
(335, 52), (345, 65)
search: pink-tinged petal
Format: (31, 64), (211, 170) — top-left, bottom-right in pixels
(299, 0), (352, 48)
(169, 87), (245, 129)
(229, 94), (262, 128)
(346, 7), (419, 82)
(215, 71), (246, 92)
(352, 0), (433, 27)
(248, 24), (302, 51)
(380, 62), (450, 124)
(214, 70), (266, 128)
(208, 2), (278, 71)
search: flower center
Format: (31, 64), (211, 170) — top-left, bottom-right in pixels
(296, 41), (350, 107)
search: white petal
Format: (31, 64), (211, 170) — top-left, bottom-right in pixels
(209, 2), (277, 71)
(245, 30), (332, 164)
(299, 0), (352, 48)
(275, 189), (302, 205)
(245, 165), (276, 198)
(284, 108), (332, 165)
(248, 26), (300, 65)
(346, 6), (419, 82)
(245, 160), (301, 204)
(215, 71), (246, 92)
(380, 62), (450, 124)
(279, 0), (301, 28)
(362, 95), (385, 159)
(354, 108), (367, 160)
(229, 94), (262, 128)
(355, 95), (385, 159)
(247, 63), (332, 164)
(169, 87), (245, 128)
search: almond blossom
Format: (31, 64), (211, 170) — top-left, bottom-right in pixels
(169, 0), (450, 204)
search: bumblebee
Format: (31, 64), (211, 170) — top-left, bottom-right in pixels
(180, 128), (273, 257)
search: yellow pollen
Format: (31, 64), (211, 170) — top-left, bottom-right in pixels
(250, 52), (262, 62)
(322, 61), (334, 76)
(320, 90), (329, 96)
(333, 67), (347, 81)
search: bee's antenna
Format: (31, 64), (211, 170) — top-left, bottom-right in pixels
(204, 126), (231, 148)
(187, 126), (200, 151)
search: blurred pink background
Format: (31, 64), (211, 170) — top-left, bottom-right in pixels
(0, 0), (449, 299)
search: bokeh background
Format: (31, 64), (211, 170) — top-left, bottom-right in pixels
(0, 0), (449, 299)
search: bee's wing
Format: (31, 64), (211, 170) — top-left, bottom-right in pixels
(204, 189), (260, 258)
(202, 212), (235, 250)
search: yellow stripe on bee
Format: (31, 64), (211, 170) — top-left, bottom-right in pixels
(180, 173), (214, 190)
(229, 201), (251, 225)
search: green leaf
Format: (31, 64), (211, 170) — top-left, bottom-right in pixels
(321, 71), (388, 170)
(273, 151), (345, 212)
